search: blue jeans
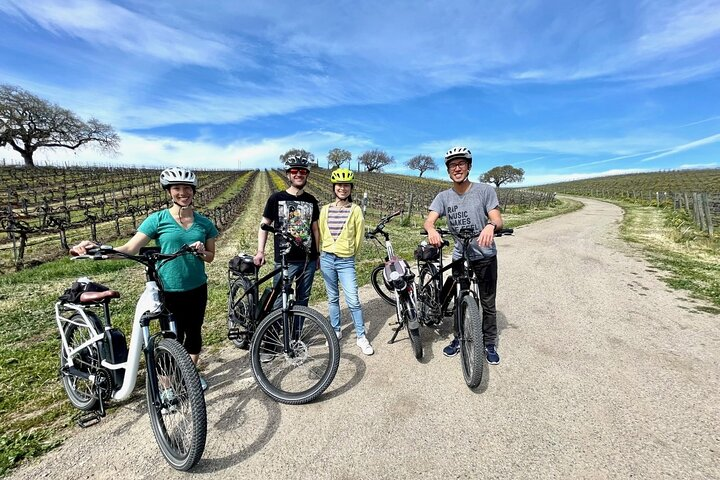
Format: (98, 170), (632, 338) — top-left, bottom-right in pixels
(272, 259), (317, 310)
(320, 252), (365, 338)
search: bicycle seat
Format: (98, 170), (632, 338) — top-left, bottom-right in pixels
(79, 290), (120, 303)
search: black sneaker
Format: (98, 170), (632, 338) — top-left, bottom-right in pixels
(443, 337), (460, 357)
(485, 344), (500, 365)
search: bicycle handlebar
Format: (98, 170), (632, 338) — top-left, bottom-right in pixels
(365, 210), (404, 238)
(71, 243), (203, 264)
(260, 222), (307, 250)
(422, 227), (514, 239)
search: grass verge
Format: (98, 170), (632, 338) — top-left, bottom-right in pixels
(617, 201), (720, 313)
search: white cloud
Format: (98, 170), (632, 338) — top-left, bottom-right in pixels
(2, 130), (373, 170)
(520, 168), (653, 187)
(640, 133), (720, 162)
(1, 0), (232, 67)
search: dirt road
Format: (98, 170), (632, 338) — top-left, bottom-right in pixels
(10, 197), (720, 479)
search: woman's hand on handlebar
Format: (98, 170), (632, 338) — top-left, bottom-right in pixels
(69, 240), (99, 257)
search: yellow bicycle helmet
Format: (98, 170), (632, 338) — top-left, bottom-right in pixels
(330, 168), (355, 184)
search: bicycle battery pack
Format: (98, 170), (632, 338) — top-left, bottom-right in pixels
(105, 328), (128, 387)
(256, 287), (273, 319)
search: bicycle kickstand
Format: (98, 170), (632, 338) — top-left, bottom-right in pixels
(387, 322), (403, 344)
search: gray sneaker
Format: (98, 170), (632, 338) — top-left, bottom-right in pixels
(199, 376), (208, 392)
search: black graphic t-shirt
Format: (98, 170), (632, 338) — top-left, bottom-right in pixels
(263, 190), (320, 262)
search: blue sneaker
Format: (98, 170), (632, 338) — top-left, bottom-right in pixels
(443, 338), (460, 357)
(485, 344), (500, 365)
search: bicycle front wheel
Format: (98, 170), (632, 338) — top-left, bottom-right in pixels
(371, 264), (395, 306)
(401, 297), (423, 360)
(251, 306), (340, 405)
(459, 295), (484, 388)
(60, 313), (102, 411)
(146, 338), (207, 471)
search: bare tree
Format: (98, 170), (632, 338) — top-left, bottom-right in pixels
(479, 165), (525, 187)
(406, 154), (437, 177)
(0, 84), (119, 167)
(279, 148), (316, 166)
(358, 149), (394, 172)
(327, 148), (352, 169)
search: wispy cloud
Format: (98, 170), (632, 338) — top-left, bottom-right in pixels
(0, 0), (232, 67)
(679, 115), (720, 128)
(640, 133), (720, 162)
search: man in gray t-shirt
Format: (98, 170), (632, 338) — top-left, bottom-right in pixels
(424, 146), (505, 365)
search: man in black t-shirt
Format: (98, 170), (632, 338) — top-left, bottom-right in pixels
(254, 154), (320, 309)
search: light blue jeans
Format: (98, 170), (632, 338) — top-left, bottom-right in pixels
(320, 252), (366, 338)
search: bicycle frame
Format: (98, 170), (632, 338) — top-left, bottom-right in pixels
(57, 246), (199, 405)
(228, 223), (313, 353)
(418, 227), (513, 326)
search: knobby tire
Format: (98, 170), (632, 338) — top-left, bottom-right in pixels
(60, 312), (103, 411)
(146, 338), (207, 471)
(250, 306), (340, 405)
(459, 295), (484, 388)
(371, 264), (395, 306)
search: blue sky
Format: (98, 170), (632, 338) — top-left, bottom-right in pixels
(1, 0), (719, 186)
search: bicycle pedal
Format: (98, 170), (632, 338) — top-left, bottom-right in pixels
(76, 412), (102, 428)
(227, 328), (241, 340)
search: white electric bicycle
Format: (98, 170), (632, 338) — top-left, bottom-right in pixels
(56, 244), (207, 471)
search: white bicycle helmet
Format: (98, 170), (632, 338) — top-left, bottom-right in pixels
(444, 146), (472, 168)
(160, 167), (197, 189)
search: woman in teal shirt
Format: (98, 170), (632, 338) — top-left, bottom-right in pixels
(71, 167), (218, 391)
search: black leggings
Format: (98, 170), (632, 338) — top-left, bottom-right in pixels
(163, 283), (208, 355)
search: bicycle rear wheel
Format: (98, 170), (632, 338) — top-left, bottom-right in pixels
(251, 306), (340, 404)
(401, 297), (423, 360)
(60, 313), (102, 411)
(418, 263), (442, 326)
(228, 275), (254, 349)
(146, 338), (207, 471)
(459, 295), (484, 388)
(371, 264), (395, 306)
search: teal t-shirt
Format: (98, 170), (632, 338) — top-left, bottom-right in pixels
(138, 210), (219, 292)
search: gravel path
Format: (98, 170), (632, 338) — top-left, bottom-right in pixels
(10, 197), (720, 479)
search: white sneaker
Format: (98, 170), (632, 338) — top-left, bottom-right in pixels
(335, 330), (342, 339)
(356, 336), (374, 355)
(199, 376), (208, 392)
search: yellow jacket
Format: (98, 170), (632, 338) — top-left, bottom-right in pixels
(319, 203), (364, 257)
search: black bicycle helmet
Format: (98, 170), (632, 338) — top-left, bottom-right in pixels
(284, 154), (311, 171)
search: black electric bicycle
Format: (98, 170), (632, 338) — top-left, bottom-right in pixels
(59, 244), (207, 471)
(366, 211), (423, 359)
(415, 227), (513, 388)
(227, 223), (340, 404)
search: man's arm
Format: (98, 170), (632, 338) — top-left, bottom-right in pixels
(424, 211), (442, 247)
(478, 207), (504, 248)
(254, 217), (272, 266)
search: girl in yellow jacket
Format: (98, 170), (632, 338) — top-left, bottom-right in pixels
(319, 168), (374, 355)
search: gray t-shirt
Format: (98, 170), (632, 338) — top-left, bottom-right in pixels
(429, 182), (500, 261)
